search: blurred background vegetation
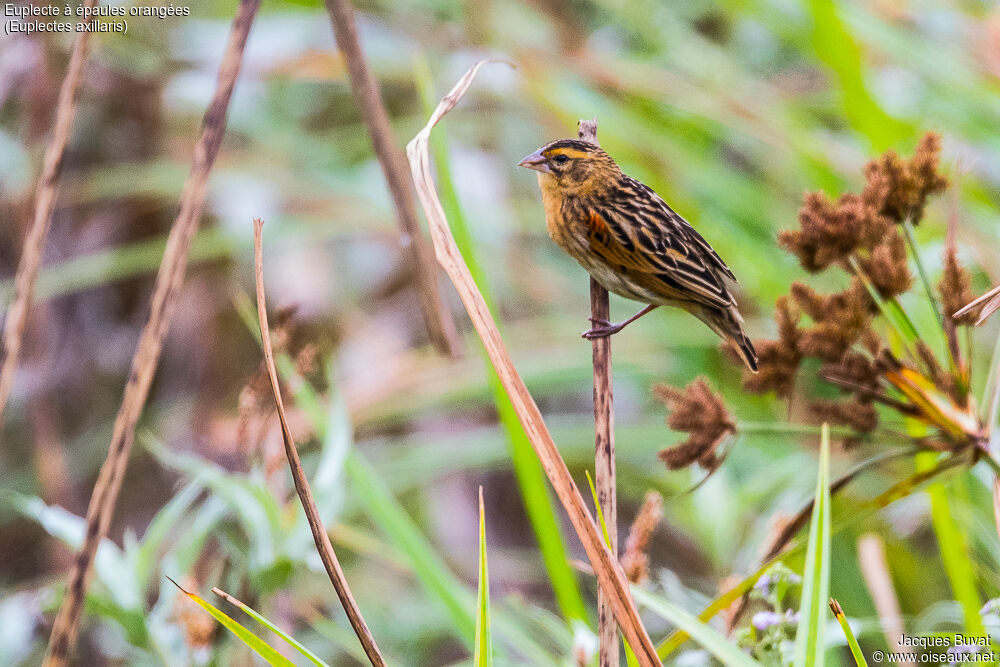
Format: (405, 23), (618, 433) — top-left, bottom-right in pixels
(2, 0), (999, 664)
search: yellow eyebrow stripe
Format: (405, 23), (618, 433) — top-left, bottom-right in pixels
(546, 147), (589, 159)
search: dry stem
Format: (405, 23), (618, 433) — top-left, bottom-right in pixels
(955, 283), (1000, 326)
(406, 60), (659, 666)
(43, 3), (260, 662)
(323, 0), (458, 356)
(857, 534), (914, 667)
(253, 220), (386, 666)
(579, 119), (619, 667)
(0, 0), (99, 431)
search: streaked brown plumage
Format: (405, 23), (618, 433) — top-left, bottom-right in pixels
(519, 138), (758, 372)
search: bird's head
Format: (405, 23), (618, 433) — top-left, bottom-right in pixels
(518, 139), (620, 196)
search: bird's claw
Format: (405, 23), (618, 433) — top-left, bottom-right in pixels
(581, 322), (624, 339)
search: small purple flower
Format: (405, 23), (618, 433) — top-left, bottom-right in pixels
(752, 611), (782, 632)
(754, 575), (773, 595)
(784, 609), (800, 626)
(981, 598), (1000, 617)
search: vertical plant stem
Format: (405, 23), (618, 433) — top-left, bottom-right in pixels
(43, 3), (260, 663)
(579, 119), (619, 667)
(592, 280), (619, 667)
(323, 0), (458, 356)
(0, 0), (98, 431)
(254, 220), (386, 666)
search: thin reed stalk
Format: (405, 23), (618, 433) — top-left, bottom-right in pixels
(578, 119), (619, 667)
(0, 0), (99, 431)
(857, 534), (913, 667)
(323, 0), (458, 356)
(406, 59), (660, 667)
(43, 3), (260, 663)
(253, 219), (386, 666)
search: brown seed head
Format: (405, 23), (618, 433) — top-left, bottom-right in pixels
(743, 296), (803, 397)
(807, 398), (878, 434)
(864, 132), (948, 225)
(940, 246), (978, 326)
(655, 377), (736, 471)
(856, 227), (912, 301)
(779, 191), (871, 272)
(620, 491), (663, 584)
(791, 281), (871, 363)
(820, 350), (882, 395)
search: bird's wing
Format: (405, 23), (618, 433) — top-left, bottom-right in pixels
(586, 179), (736, 309)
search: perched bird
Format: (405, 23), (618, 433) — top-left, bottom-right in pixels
(519, 138), (758, 372)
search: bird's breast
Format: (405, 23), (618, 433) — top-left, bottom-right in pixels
(540, 189), (588, 256)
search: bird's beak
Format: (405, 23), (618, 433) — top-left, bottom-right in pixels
(518, 149), (551, 174)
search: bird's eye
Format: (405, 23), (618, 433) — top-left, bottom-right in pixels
(553, 154), (570, 165)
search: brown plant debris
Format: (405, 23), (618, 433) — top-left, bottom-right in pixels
(620, 491), (663, 584)
(743, 296), (802, 398)
(173, 578), (217, 650)
(864, 132), (948, 225)
(655, 377), (736, 471)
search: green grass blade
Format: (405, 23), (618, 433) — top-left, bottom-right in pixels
(900, 220), (944, 332)
(919, 453), (985, 636)
(166, 578), (296, 667)
(793, 422), (832, 667)
(849, 257), (919, 355)
(412, 53), (587, 624)
(624, 642), (640, 667)
(806, 0), (910, 150)
(213, 588), (330, 667)
(656, 557), (773, 658)
(0, 228), (236, 310)
(631, 587), (760, 667)
(345, 451), (476, 643)
(584, 470), (612, 549)
(475, 487), (493, 667)
(829, 599), (868, 667)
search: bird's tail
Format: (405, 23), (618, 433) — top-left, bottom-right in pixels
(698, 305), (759, 373)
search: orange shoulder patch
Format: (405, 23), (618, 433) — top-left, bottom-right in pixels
(588, 211), (607, 235)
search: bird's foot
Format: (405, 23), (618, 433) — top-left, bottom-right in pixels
(582, 317), (626, 339)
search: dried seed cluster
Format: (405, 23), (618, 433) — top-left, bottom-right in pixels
(659, 133), (986, 469)
(655, 377), (735, 471)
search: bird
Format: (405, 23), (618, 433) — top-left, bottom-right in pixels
(518, 138), (758, 372)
